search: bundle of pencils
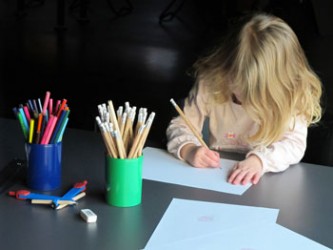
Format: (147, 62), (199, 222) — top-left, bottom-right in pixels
(96, 100), (155, 159)
(13, 91), (70, 144)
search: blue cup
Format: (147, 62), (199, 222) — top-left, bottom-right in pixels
(25, 142), (62, 191)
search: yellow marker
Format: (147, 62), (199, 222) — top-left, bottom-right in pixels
(29, 119), (35, 143)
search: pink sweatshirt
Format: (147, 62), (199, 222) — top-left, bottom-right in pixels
(166, 82), (307, 173)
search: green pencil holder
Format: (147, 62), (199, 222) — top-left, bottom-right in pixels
(105, 155), (143, 207)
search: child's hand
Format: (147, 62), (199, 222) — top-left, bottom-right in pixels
(228, 155), (263, 185)
(181, 144), (220, 168)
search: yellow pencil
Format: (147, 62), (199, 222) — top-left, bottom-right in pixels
(170, 98), (208, 148)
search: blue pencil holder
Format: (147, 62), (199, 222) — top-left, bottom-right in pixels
(25, 142), (62, 191)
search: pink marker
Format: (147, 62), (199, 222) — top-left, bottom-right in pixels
(49, 98), (53, 115)
(43, 115), (58, 144)
(42, 91), (51, 116)
(40, 115), (57, 144)
(55, 99), (61, 114)
(23, 105), (31, 123)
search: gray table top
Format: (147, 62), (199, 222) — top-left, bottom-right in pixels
(1, 118), (333, 250)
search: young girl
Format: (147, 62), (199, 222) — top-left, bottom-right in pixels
(166, 13), (322, 185)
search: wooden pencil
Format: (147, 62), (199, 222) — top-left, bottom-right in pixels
(136, 112), (155, 157)
(170, 98), (208, 148)
(107, 100), (127, 158)
(128, 125), (145, 159)
(97, 101), (155, 159)
(56, 192), (87, 210)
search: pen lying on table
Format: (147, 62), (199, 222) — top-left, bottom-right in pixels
(8, 180), (88, 209)
(31, 192), (86, 206)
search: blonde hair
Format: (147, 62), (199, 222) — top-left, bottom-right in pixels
(193, 13), (322, 146)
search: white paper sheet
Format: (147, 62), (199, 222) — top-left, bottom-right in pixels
(144, 198), (330, 250)
(144, 198), (279, 249)
(142, 147), (251, 195)
(146, 222), (331, 250)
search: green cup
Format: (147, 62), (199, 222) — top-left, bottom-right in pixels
(105, 155), (143, 207)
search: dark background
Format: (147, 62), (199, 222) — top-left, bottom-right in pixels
(1, 0), (333, 165)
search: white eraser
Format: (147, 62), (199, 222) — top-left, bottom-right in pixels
(80, 209), (97, 223)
